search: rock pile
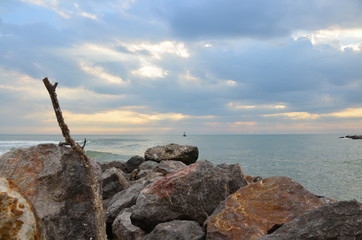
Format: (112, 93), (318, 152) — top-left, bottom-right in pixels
(0, 142), (361, 240)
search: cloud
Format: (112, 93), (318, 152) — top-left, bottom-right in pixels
(131, 64), (168, 79)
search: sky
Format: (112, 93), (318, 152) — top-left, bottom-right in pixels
(1, 0), (362, 135)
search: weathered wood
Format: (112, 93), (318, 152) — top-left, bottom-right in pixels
(42, 77), (106, 240)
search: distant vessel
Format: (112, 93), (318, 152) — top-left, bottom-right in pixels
(183, 132), (187, 137)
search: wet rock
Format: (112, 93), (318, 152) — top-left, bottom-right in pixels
(259, 200), (362, 240)
(0, 178), (42, 240)
(143, 220), (205, 240)
(125, 155), (145, 173)
(131, 160), (248, 232)
(112, 207), (145, 240)
(102, 167), (129, 200)
(205, 176), (324, 240)
(0, 144), (104, 239)
(144, 143), (199, 165)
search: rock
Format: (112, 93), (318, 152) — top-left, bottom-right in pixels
(144, 143), (199, 165)
(112, 207), (146, 240)
(154, 160), (187, 175)
(139, 161), (160, 170)
(0, 178), (42, 240)
(106, 183), (145, 229)
(125, 155), (145, 173)
(259, 200), (362, 240)
(205, 176), (325, 240)
(0, 144), (104, 239)
(131, 160), (248, 232)
(98, 160), (127, 173)
(102, 167), (129, 200)
(143, 220), (205, 240)
(345, 135), (362, 139)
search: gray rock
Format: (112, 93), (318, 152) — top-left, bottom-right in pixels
(98, 160), (127, 173)
(0, 144), (104, 239)
(154, 160), (187, 175)
(112, 207), (146, 240)
(138, 161), (159, 170)
(106, 183), (145, 227)
(125, 155), (145, 173)
(131, 160), (248, 232)
(144, 143), (199, 165)
(102, 167), (129, 200)
(143, 220), (205, 240)
(259, 200), (362, 240)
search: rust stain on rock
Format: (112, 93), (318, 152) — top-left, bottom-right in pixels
(206, 176), (324, 240)
(144, 161), (202, 198)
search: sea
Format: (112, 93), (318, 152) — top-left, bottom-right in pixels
(0, 134), (361, 202)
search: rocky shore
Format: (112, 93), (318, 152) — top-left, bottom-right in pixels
(0, 143), (361, 240)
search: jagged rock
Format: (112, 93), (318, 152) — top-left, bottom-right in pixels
(205, 176), (324, 240)
(106, 183), (145, 228)
(131, 160), (248, 232)
(154, 160), (187, 175)
(0, 178), (42, 240)
(102, 167), (129, 200)
(259, 200), (362, 240)
(143, 220), (205, 240)
(144, 143), (199, 165)
(112, 207), (145, 240)
(98, 160), (127, 173)
(0, 144), (104, 239)
(125, 155), (145, 173)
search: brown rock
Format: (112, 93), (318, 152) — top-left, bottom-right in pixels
(205, 176), (324, 240)
(0, 144), (104, 239)
(0, 178), (43, 240)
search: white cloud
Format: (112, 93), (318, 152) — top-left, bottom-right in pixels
(119, 41), (190, 59)
(293, 28), (362, 52)
(178, 71), (201, 85)
(79, 60), (128, 85)
(131, 64), (168, 79)
(228, 102), (287, 110)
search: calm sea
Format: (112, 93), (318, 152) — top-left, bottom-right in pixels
(0, 134), (361, 202)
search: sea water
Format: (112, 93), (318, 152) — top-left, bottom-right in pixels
(0, 134), (361, 202)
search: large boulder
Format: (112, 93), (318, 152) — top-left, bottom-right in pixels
(143, 220), (205, 240)
(0, 144), (104, 239)
(0, 178), (42, 239)
(144, 143), (199, 165)
(259, 200), (362, 240)
(204, 176), (325, 240)
(112, 207), (146, 240)
(130, 160), (248, 232)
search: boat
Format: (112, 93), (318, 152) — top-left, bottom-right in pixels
(183, 132), (187, 137)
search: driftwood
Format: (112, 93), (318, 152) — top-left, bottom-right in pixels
(42, 77), (106, 240)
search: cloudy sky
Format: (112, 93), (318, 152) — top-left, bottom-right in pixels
(1, 0), (362, 135)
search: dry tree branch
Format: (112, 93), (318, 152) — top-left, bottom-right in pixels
(42, 77), (106, 240)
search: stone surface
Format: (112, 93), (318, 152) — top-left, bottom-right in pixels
(0, 178), (42, 240)
(259, 200), (362, 240)
(205, 176), (324, 240)
(131, 160), (247, 232)
(112, 207), (145, 240)
(98, 160), (127, 173)
(106, 183), (145, 228)
(102, 167), (129, 200)
(143, 220), (205, 240)
(0, 144), (104, 240)
(154, 160), (187, 175)
(144, 143), (199, 165)
(125, 155), (145, 173)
